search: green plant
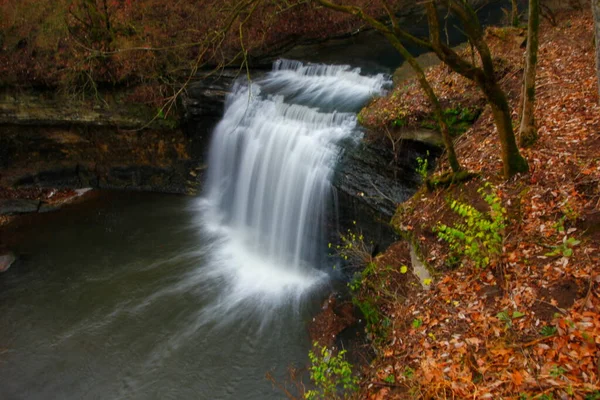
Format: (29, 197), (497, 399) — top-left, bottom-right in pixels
(416, 151), (430, 181)
(585, 390), (600, 400)
(496, 310), (525, 328)
(392, 117), (407, 127)
(561, 199), (580, 221)
(357, 112), (365, 125)
(348, 261), (376, 292)
(420, 107), (480, 137)
(443, 107), (479, 137)
(435, 183), (506, 268)
(549, 365), (566, 378)
(540, 325), (557, 337)
(545, 236), (580, 258)
(403, 367), (415, 378)
(552, 216), (567, 234)
(354, 298), (381, 332)
(411, 318), (423, 329)
(305, 343), (359, 400)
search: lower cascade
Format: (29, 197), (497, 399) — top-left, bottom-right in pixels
(200, 59), (391, 298)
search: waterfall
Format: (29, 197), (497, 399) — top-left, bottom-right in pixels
(200, 60), (390, 299)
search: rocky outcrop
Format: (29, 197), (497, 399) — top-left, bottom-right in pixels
(0, 122), (200, 196)
(180, 71), (240, 159)
(331, 135), (440, 249)
(335, 138), (439, 218)
(0, 89), (174, 129)
(0, 85), (206, 203)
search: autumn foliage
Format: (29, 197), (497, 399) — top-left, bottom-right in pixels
(0, 0), (407, 94)
(354, 9), (600, 400)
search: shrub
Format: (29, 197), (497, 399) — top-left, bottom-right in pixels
(435, 183), (506, 268)
(305, 343), (359, 400)
(416, 151), (430, 181)
(333, 224), (373, 268)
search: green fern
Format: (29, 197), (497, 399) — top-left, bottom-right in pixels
(435, 183), (506, 268)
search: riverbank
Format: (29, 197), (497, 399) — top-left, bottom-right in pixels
(0, 187), (92, 225)
(351, 8), (599, 399)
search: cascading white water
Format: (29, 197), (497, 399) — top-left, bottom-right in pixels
(201, 59), (390, 300)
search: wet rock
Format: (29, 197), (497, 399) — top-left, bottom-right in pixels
(183, 72), (236, 120)
(0, 199), (40, 214)
(16, 167), (81, 188)
(0, 251), (16, 272)
(309, 294), (357, 347)
(334, 139), (439, 218)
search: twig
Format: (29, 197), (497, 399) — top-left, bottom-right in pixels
(510, 334), (556, 348)
(533, 298), (568, 315)
(577, 276), (596, 311)
(369, 380), (408, 388)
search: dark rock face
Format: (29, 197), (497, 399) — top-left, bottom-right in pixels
(335, 139), (430, 217)
(0, 123), (201, 199)
(332, 137), (439, 247)
(0, 75), (231, 214)
(181, 70), (241, 159)
(0, 83), (210, 202)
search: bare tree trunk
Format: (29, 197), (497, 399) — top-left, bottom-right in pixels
(391, 39), (462, 173)
(485, 82), (530, 177)
(593, 0), (600, 101)
(425, 2), (528, 178)
(519, 0), (540, 146)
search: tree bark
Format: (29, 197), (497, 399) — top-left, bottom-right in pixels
(484, 82), (530, 177)
(387, 35), (462, 173)
(593, 0), (600, 101)
(519, 0), (540, 147)
(426, 2), (528, 178)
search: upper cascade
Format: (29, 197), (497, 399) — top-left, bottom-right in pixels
(201, 59), (390, 296)
(259, 59), (391, 112)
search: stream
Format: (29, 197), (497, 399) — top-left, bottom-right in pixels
(0, 192), (323, 399)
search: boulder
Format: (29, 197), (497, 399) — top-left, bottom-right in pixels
(0, 251), (16, 272)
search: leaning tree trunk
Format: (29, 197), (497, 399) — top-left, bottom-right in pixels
(485, 82), (529, 177)
(593, 0), (600, 101)
(384, 35), (462, 173)
(519, 0), (540, 147)
(423, 1), (528, 179)
(314, 0), (462, 173)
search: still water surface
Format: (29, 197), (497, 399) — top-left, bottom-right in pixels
(0, 192), (326, 399)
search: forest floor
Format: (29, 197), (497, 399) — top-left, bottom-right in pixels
(346, 8), (600, 400)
